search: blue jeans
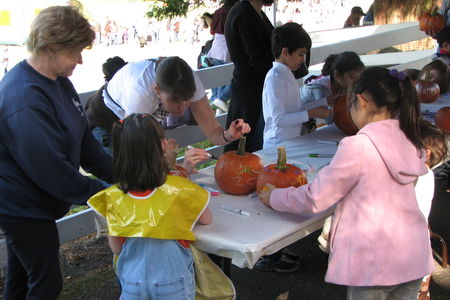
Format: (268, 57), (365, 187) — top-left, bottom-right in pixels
(347, 278), (422, 300)
(117, 238), (195, 300)
(208, 58), (231, 102)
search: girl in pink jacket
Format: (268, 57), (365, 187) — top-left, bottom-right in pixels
(259, 67), (433, 299)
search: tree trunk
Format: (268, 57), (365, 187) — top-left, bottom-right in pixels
(374, 0), (438, 24)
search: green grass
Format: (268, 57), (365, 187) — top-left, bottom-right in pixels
(67, 205), (89, 215)
(177, 140), (217, 170)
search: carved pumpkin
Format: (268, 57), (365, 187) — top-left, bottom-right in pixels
(256, 146), (307, 194)
(419, 7), (445, 33)
(214, 137), (263, 195)
(415, 80), (440, 103)
(332, 94), (359, 135)
(167, 150), (190, 179)
(435, 106), (450, 134)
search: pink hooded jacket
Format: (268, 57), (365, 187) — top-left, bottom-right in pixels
(270, 119), (433, 286)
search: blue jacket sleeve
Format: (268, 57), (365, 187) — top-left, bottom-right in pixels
(80, 129), (113, 183)
(2, 103), (110, 205)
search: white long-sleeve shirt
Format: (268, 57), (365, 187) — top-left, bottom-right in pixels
(262, 62), (309, 148)
(415, 168), (434, 220)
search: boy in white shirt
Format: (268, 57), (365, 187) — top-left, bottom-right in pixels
(256, 22), (330, 273)
(262, 22), (330, 149)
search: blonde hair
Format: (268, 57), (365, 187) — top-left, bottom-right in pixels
(26, 6), (95, 55)
(420, 121), (448, 168)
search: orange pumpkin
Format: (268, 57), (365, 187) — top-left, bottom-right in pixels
(256, 146), (307, 194)
(419, 7), (445, 32)
(415, 80), (440, 103)
(435, 106), (450, 134)
(332, 94), (359, 135)
(214, 137), (263, 195)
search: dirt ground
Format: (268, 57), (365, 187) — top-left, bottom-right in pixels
(0, 178), (449, 300)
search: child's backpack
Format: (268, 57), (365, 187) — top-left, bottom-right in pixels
(197, 39), (214, 69)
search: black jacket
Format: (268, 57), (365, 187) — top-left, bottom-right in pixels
(225, 0), (274, 85)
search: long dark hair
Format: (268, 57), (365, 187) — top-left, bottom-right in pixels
(352, 67), (423, 149)
(112, 113), (169, 192)
(331, 51), (364, 78)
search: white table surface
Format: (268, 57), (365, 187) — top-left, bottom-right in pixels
(192, 125), (346, 268)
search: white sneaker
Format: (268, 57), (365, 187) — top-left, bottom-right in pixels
(212, 99), (228, 112)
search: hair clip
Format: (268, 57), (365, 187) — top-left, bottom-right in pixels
(389, 69), (406, 81)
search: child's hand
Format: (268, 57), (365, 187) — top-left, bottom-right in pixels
(198, 207), (212, 225)
(225, 119), (251, 141)
(258, 183), (277, 208)
(308, 106), (331, 119)
(182, 147), (210, 173)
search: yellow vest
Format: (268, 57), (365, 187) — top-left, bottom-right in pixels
(88, 175), (209, 241)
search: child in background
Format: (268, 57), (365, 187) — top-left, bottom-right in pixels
(300, 51), (364, 110)
(88, 114), (212, 300)
(435, 26), (450, 65)
(343, 6), (366, 28)
(303, 54), (338, 85)
(262, 22), (330, 148)
(415, 121), (448, 300)
(260, 67), (433, 299)
(418, 59), (450, 95)
(416, 122), (448, 219)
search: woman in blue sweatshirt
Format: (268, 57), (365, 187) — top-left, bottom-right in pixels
(0, 6), (112, 299)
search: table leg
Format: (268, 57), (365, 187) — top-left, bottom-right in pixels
(208, 254), (232, 277)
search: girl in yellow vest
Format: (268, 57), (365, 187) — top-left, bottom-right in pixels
(88, 113), (212, 300)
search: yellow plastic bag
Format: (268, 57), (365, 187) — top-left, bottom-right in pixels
(190, 244), (236, 300)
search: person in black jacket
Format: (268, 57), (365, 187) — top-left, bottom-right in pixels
(224, 0), (274, 153)
(0, 6), (112, 299)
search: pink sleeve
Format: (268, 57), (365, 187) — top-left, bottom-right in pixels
(269, 136), (362, 215)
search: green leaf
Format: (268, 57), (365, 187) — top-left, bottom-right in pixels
(144, 0), (206, 21)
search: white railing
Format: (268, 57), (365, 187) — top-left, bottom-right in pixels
(0, 22), (435, 270)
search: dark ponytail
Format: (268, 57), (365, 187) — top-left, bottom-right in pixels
(352, 67), (423, 149)
(112, 113), (168, 192)
(398, 73), (423, 149)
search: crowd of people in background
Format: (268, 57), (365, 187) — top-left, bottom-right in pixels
(83, 0), (375, 49)
(1, 0), (450, 300)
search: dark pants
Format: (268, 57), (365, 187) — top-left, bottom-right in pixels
(0, 220), (62, 300)
(224, 79), (265, 153)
